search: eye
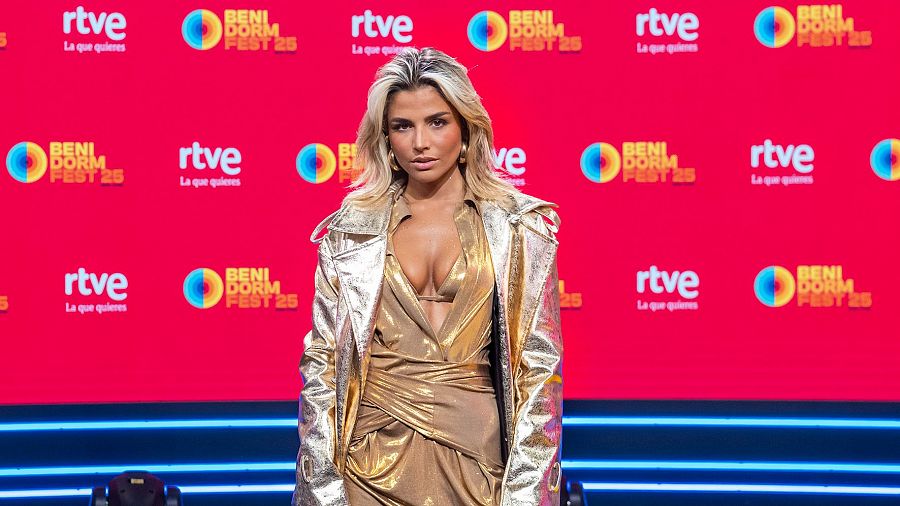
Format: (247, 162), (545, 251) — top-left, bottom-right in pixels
(430, 118), (447, 127)
(390, 122), (411, 131)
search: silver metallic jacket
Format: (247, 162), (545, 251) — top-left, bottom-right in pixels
(293, 179), (563, 506)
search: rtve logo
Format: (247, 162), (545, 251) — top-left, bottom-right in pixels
(751, 139), (814, 173)
(493, 147), (526, 176)
(637, 265), (699, 299)
(179, 142), (242, 176)
(636, 8), (699, 41)
(352, 10), (413, 43)
(64, 268), (128, 301)
(63, 6), (126, 40)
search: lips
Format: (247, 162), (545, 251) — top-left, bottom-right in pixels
(410, 159), (438, 170)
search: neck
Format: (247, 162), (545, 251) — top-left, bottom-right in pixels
(402, 166), (466, 203)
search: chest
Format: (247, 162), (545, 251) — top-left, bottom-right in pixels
(390, 208), (465, 296)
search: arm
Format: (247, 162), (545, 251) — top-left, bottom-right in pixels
(501, 208), (564, 506)
(293, 235), (350, 506)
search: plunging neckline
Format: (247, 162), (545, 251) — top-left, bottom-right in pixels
(387, 185), (481, 343)
(410, 250), (463, 300)
(389, 232), (464, 339)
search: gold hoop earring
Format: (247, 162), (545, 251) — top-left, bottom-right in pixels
(458, 142), (468, 165)
(385, 134), (403, 172)
(388, 148), (402, 172)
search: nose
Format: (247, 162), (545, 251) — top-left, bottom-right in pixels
(413, 126), (428, 152)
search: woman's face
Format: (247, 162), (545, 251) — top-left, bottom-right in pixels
(386, 85), (464, 186)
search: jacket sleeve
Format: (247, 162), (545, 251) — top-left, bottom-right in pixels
(501, 206), (564, 506)
(293, 234), (350, 506)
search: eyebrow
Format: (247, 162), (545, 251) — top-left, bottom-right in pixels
(389, 111), (451, 123)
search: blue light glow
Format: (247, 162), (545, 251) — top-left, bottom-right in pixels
(0, 419), (296, 432)
(6, 483), (900, 499)
(562, 416), (900, 429)
(562, 460), (900, 473)
(6, 460), (900, 478)
(581, 483), (900, 495)
(0, 462), (294, 477)
(4, 416), (900, 432)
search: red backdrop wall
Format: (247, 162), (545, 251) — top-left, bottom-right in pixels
(1, 1), (897, 404)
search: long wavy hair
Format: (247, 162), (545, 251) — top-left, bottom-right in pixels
(342, 47), (520, 209)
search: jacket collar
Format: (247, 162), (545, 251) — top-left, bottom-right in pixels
(390, 179), (480, 233)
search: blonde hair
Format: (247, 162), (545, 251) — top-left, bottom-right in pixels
(343, 47), (520, 209)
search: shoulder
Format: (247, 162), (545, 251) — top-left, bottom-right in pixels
(308, 206), (347, 245)
(505, 190), (561, 239)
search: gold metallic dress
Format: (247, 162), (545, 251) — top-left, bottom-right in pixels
(343, 187), (504, 505)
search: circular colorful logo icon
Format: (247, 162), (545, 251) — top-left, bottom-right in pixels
(296, 143), (336, 184)
(183, 268), (224, 309)
(6, 142), (48, 183)
(467, 11), (508, 52)
(580, 142), (622, 183)
(754, 7), (795, 48)
(754, 265), (796, 307)
(870, 138), (900, 181)
(182, 9), (223, 50)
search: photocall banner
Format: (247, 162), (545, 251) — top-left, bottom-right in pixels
(1, 1), (897, 404)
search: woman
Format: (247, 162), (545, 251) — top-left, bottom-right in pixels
(293, 47), (563, 506)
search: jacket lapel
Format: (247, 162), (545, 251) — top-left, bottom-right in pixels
(508, 212), (558, 365)
(332, 239), (386, 358)
(479, 201), (516, 446)
(329, 184), (395, 358)
(480, 202), (513, 349)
